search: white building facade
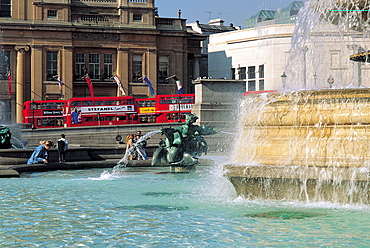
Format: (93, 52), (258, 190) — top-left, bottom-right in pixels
(208, 24), (294, 91)
(208, 22), (370, 91)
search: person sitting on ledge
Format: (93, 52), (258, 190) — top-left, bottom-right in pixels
(27, 140), (54, 164)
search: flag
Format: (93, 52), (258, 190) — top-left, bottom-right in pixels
(57, 76), (62, 90)
(166, 75), (184, 94)
(57, 76), (63, 98)
(173, 76), (184, 94)
(113, 75), (125, 95)
(85, 74), (95, 97)
(6, 71), (12, 95)
(143, 76), (155, 96)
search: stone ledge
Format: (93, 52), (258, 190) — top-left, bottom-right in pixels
(0, 169), (19, 178)
(224, 164), (370, 181)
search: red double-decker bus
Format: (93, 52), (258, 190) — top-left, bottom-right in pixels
(22, 94), (196, 128)
(136, 94), (195, 123)
(63, 96), (138, 127)
(22, 100), (65, 128)
(156, 94), (195, 122)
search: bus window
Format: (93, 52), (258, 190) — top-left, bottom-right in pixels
(106, 116), (114, 121)
(140, 116), (148, 123)
(71, 101), (81, 107)
(105, 101), (114, 105)
(94, 116), (104, 121)
(84, 117), (93, 122)
(57, 118), (63, 126)
(94, 101), (105, 106)
(42, 103), (54, 109)
(42, 118), (56, 126)
(55, 103), (64, 109)
(82, 101), (92, 106)
(116, 116), (126, 121)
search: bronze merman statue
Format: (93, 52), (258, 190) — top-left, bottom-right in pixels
(151, 113), (217, 167)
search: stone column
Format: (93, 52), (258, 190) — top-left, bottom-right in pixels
(30, 45), (43, 100)
(193, 54), (201, 80)
(117, 47), (129, 96)
(14, 45), (29, 123)
(174, 51), (186, 92)
(146, 48), (157, 96)
(62, 46), (74, 99)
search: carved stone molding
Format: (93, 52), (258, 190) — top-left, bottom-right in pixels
(147, 48), (157, 53)
(72, 32), (119, 41)
(117, 47), (130, 52)
(31, 44), (43, 49)
(14, 45), (30, 52)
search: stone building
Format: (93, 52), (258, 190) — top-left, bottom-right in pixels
(0, 0), (205, 123)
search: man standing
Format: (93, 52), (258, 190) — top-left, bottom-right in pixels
(57, 134), (68, 162)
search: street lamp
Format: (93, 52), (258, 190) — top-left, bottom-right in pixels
(31, 99), (35, 129)
(177, 95), (182, 123)
(313, 73), (317, 88)
(327, 75), (334, 88)
(281, 71), (287, 89)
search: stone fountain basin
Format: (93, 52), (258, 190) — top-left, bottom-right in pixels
(224, 164), (370, 204)
(227, 89), (370, 204)
(235, 89), (370, 167)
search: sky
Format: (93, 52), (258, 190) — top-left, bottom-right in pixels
(156, 0), (307, 28)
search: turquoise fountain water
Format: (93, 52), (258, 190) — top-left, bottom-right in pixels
(1, 155), (370, 247)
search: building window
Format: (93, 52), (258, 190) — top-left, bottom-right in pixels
(330, 52), (340, 67)
(0, 51), (10, 80)
(103, 54), (113, 80)
(259, 80), (264, 91)
(238, 67), (246, 80)
(247, 66), (256, 91)
(248, 80), (256, 91)
(133, 14), (142, 22)
(47, 51), (58, 81)
(259, 65), (264, 78)
(259, 65), (264, 91)
(47, 10), (57, 18)
(248, 66), (255, 79)
(132, 54), (142, 83)
(75, 53), (85, 80)
(159, 56), (169, 84)
(89, 54), (100, 80)
(0, 0), (11, 18)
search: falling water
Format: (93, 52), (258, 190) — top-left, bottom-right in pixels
(230, 88), (370, 203)
(285, 0), (370, 90)
(227, 0), (370, 204)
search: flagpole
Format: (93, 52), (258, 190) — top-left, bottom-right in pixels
(178, 93), (181, 123)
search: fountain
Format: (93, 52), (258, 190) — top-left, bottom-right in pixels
(151, 113), (218, 172)
(224, 0), (370, 204)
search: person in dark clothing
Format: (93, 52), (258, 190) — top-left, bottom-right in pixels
(57, 134), (68, 162)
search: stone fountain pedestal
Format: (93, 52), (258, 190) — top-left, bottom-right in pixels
(225, 89), (370, 204)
